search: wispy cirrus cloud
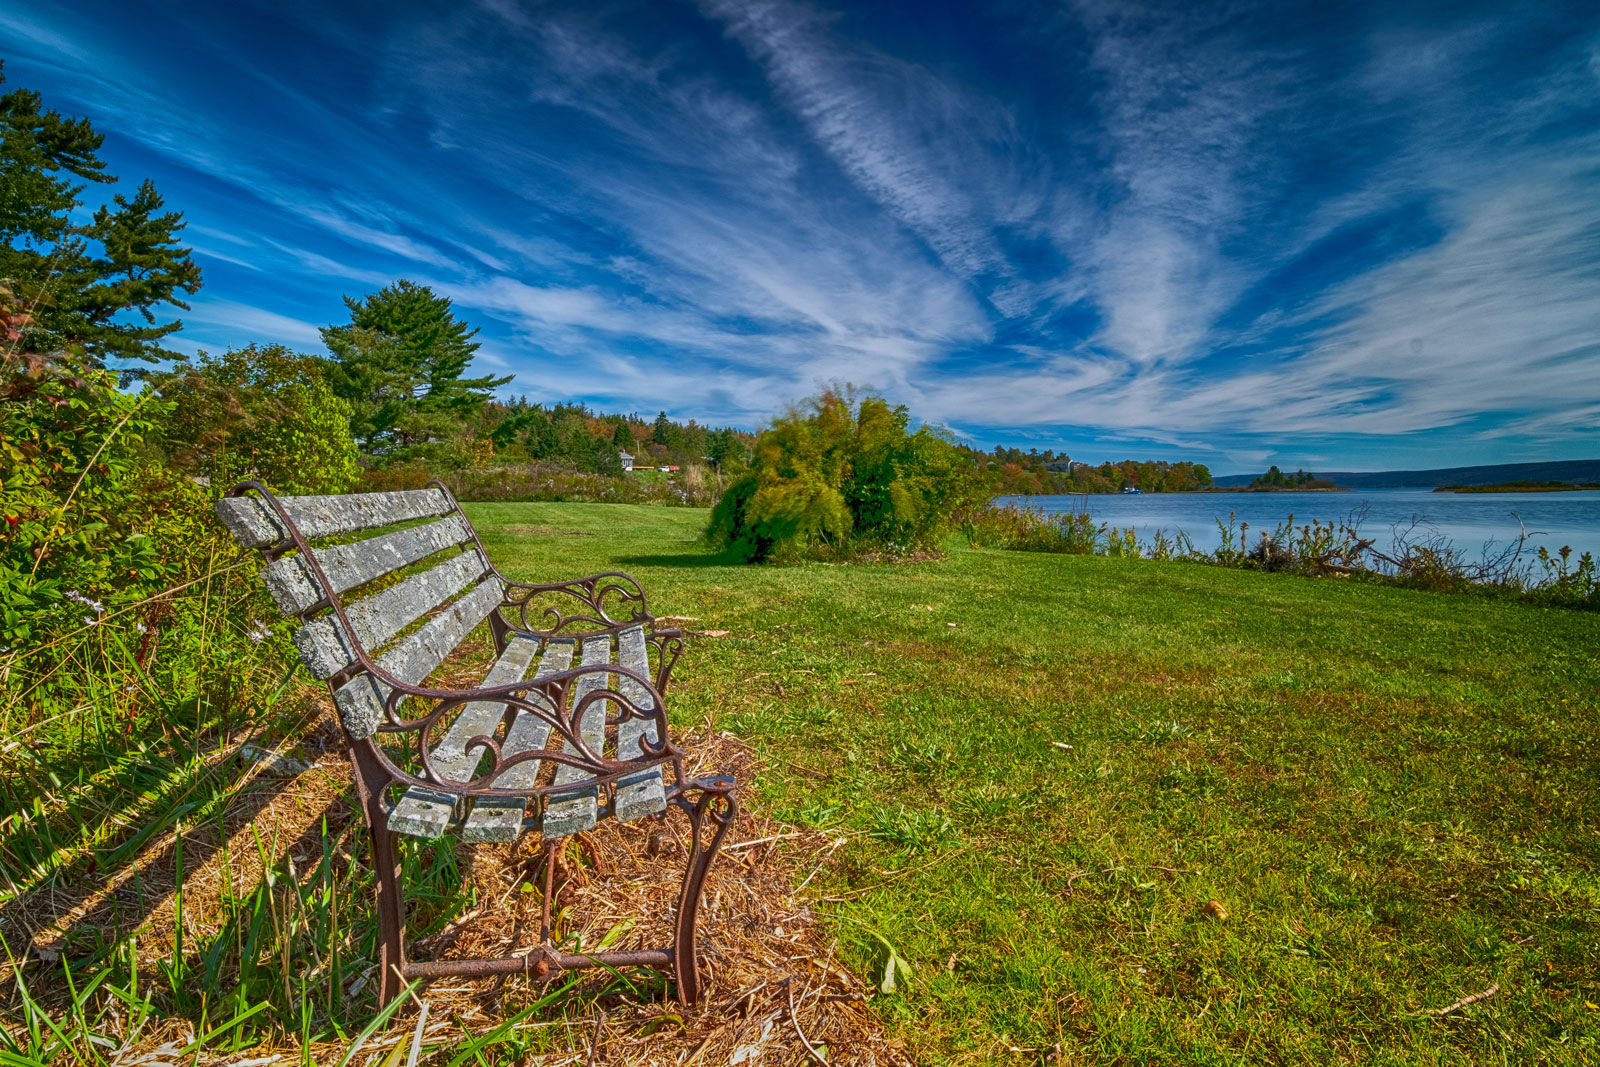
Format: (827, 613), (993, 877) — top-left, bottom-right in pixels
(3, 0), (1597, 468)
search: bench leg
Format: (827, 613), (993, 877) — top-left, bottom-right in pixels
(371, 819), (406, 1007)
(350, 739), (407, 1008)
(670, 777), (737, 1006)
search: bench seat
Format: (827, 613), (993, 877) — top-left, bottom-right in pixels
(385, 626), (668, 841)
(217, 481), (734, 1009)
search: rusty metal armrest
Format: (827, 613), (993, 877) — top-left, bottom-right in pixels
(493, 570), (653, 634)
(351, 660), (679, 802)
(486, 572), (687, 695)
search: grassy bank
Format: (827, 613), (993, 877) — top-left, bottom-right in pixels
(470, 502), (1599, 1065)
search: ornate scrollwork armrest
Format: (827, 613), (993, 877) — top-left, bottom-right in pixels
(368, 662), (678, 799)
(645, 627), (686, 695)
(499, 571), (652, 637)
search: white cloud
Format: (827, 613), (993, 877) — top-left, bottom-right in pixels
(180, 300), (326, 351)
(291, 206), (460, 270)
(704, 0), (1029, 292)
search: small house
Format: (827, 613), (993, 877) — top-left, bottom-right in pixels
(618, 451), (634, 472)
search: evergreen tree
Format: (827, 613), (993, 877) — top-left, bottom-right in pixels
(613, 419), (636, 450)
(594, 440), (624, 477)
(322, 280), (510, 451)
(706, 428), (736, 470)
(522, 408), (560, 460)
(0, 63), (201, 370)
(652, 410), (678, 450)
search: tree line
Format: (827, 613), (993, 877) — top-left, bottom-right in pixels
(969, 446), (1214, 495)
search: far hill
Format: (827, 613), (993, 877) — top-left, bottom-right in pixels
(1211, 459), (1600, 489)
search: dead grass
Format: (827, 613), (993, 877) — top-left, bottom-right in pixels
(2, 691), (907, 1065)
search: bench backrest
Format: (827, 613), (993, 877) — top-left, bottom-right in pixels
(217, 485), (505, 738)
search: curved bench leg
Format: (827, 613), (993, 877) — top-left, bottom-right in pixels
(670, 776), (738, 1006)
(350, 739), (407, 1008)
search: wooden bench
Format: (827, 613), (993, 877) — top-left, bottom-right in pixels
(216, 480), (737, 1008)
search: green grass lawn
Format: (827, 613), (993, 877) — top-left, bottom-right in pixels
(467, 501), (1600, 1065)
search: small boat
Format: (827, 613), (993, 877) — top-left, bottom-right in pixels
(1121, 486), (1143, 494)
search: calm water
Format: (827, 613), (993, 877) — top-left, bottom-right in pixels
(998, 489), (1600, 563)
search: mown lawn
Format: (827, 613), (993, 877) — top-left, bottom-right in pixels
(467, 501), (1600, 1065)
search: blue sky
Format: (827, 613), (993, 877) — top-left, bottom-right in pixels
(4, 0), (1598, 471)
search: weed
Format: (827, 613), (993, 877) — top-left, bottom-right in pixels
(868, 805), (957, 853)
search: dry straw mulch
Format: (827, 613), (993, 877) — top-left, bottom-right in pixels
(396, 727), (909, 1066)
(6, 710), (908, 1065)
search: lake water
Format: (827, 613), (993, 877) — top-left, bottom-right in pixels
(997, 489), (1600, 564)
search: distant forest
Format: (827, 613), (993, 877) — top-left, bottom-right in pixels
(481, 398), (756, 476)
(966, 446), (1213, 495)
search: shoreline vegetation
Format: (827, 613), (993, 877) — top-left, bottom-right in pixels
(961, 502), (1598, 608)
(1201, 484), (1348, 492)
(1434, 480), (1600, 493)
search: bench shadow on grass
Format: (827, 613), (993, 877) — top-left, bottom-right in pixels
(0, 747), (349, 1009)
(613, 548), (746, 569)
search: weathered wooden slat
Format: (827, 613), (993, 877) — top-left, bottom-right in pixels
(332, 575), (506, 740)
(613, 626), (668, 823)
(541, 635), (613, 840)
(459, 640), (578, 844)
(388, 634), (541, 839)
(261, 514), (474, 617)
(293, 549), (488, 680)
(216, 488), (454, 550)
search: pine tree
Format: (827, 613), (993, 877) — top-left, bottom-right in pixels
(652, 410), (677, 449)
(323, 280), (510, 451)
(613, 419), (636, 450)
(0, 63), (201, 370)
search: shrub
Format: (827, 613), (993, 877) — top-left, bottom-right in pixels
(961, 503), (1098, 554)
(154, 345), (360, 495)
(2, 361), (168, 646)
(1, 369), (288, 749)
(707, 390), (984, 562)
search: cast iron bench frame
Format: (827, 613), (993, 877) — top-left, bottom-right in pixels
(217, 481), (737, 1008)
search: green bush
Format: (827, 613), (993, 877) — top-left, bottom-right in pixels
(0, 352), (331, 728)
(1, 362), (169, 646)
(154, 344), (360, 495)
(707, 389), (984, 562)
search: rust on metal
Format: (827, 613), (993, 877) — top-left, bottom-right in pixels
(222, 479), (739, 1009)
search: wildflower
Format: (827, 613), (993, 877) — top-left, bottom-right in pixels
(134, 621), (148, 634)
(83, 616), (96, 627)
(247, 620), (272, 644)
(64, 590), (105, 613)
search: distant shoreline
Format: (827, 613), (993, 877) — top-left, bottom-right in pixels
(999, 485), (1600, 498)
(1197, 486), (1348, 494)
(1000, 487), (1358, 497)
(1434, 481), (1600, 494)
